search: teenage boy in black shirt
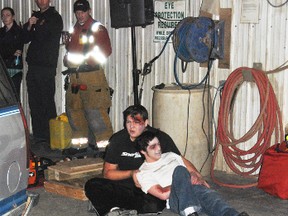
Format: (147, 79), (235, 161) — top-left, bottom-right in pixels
(85, 105), (205, 215)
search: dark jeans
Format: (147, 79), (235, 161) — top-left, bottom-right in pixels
(169, 166), (240, 216)
(26, 65), (57, 141)
(85, 177), (166, 215)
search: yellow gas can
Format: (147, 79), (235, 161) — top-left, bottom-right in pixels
(49, 113), (72, 150)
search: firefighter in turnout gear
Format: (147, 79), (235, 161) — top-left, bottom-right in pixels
(63, 0), (113, 149)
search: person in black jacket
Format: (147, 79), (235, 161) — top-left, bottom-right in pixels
(0, 7), (24, 98)
(23, 0), (63, 144)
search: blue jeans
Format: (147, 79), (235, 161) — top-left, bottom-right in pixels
(169, 166), (240, 216)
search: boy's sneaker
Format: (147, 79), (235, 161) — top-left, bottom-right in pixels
(238, 212), (249, 216)
(105, 207), (137, 216)
(187, 213), (199, 216)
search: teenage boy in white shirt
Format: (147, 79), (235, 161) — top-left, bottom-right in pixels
(136, 131), (249, 216)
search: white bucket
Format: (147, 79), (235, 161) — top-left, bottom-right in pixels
(152, 84), (212, 176)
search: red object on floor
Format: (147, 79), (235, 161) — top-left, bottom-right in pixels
(27, 174), (44, 189)
(28, 153), (54, 188)
(258, 144), (288, 199)
(278, 141), (288, 152)
(28, 153), (39, 186)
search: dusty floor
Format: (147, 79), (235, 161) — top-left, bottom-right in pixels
(27, 142), (288, 216)
(27, 171), (288, 216)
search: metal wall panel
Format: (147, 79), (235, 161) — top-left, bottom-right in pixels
(1, 0), (288, 173)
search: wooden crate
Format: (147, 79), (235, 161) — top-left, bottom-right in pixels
(44, 158), (103, 200)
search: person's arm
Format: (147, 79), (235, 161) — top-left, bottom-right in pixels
(22, 16), (38, 43)
(26, 16), (38, 31)
(182, 156), (210, 188)
(103, 161), (135, 180)
(95, 25), (112, 57)
(147, 185), (171, 200)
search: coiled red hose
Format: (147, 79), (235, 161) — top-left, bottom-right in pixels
(211, 67), (283, 188)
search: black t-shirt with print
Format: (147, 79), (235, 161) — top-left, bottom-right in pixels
(105, 125), (180, 171)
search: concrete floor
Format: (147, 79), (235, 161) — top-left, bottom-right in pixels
(27, 142), (288, 216)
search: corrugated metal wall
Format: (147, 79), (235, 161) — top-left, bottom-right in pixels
(1, 0), (288, 172)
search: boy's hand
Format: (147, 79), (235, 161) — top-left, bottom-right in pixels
(190, 172), (210, 188)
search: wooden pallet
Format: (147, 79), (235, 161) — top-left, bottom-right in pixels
(45, 157), (103, 181)
(44, 158), (103, 200)
(44, 175), (102, 201)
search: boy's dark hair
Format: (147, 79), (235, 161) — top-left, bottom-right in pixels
(136, 130), (159, 152)
(123, 105), (149, 128)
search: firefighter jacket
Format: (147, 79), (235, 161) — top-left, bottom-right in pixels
(23, 7), (63, 68)
(64, 16), (112, 68)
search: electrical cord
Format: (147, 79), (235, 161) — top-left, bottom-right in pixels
(171, 17), (215, 171)
(142, 30), (174, 77)
(139, 13), (180, 102)
(138, 31), (174, 102)
(181, 80), (213, 174)
(266, 59), (288, 74)
(198, 75), (214, 173)
(139, 14), (178, 102)
(141, 13), (177, 79)
(173, 55), (213, 90)
(267, 0), (288, 7)
(210, 82), (225, 153)
(204, 72), (213, 154)
(183, 89), (191, 157)
(211, 67), (283, 188)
